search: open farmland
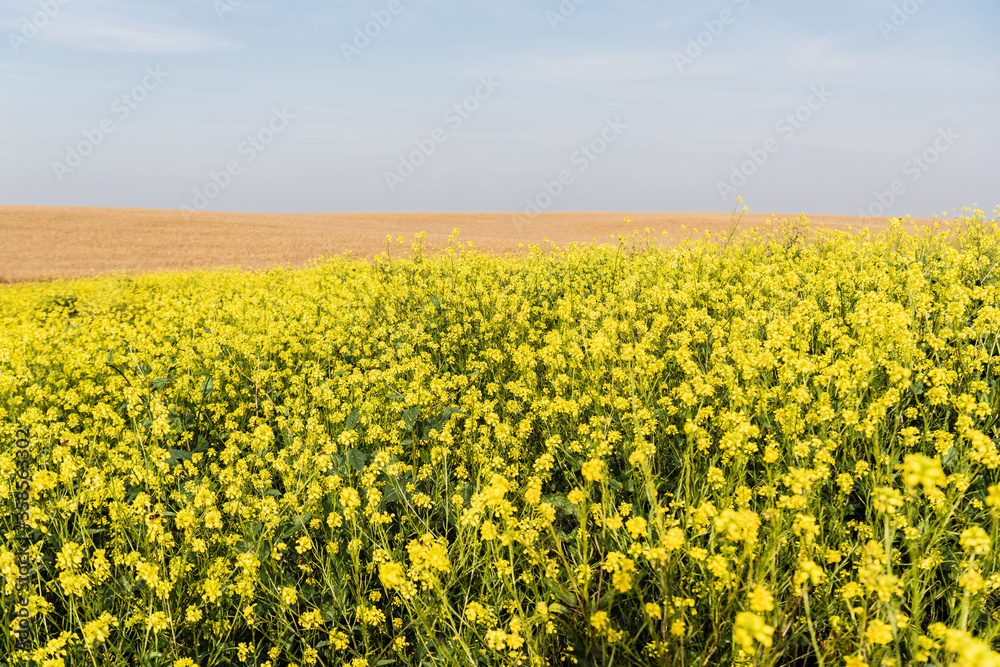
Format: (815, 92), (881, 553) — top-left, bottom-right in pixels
(2, 207), (1000, 666)
(0, 205), (938, 285)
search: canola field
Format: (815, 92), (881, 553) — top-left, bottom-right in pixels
(2, 210), (1000, 667)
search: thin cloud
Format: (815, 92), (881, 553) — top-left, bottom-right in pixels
(40, 15), (240, 53)
(496, 51), (675, 85)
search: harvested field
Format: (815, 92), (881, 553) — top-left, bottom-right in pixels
(0, 205), (937, 284)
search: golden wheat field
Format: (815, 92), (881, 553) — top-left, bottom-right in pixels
(0, 205), (935, 284)
(2, 204), (1000, 667)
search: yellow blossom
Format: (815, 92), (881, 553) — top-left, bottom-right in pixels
(581, 459), (604, 482)
(749, 585), (774, 612)
(960, 526), (990, 555)
(865, 619), (894, 645)
(733, 612), (774, 654)
(626, 516), (648, 539)
(379, 562), (406, 589)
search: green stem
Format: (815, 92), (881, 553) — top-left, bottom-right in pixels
(802, 588), (825, 667)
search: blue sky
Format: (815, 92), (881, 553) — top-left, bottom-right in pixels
(1, 0), (997, 217)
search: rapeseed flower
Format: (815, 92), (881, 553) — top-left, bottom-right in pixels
(581, 459), (604, 482)
(733, 612), (774, 654)
(959, 526), (990, 555)
(3, 209), (999, 665)
(379, 562), (406, 589)
(749, 585), (774, 612)
(865, 619), (894, 645)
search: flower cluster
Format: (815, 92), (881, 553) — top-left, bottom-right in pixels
(1, 207), (999, 665)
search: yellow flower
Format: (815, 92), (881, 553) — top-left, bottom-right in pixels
(644, 603), (661, 620)
(185, 605), (203, 624)
(792, 513), (820, 542)
(81, 613), (118, 646)
(567, 488), (586, 506)
(485, 629), (509, 651)
(479, 520), (498, 541)
(603, 552), (636, 592)
(55, 542), (85, 572)
(590, 611), (610, 633)
(379, 562), (406, 589)
(714, 508), (761, 544)
(733, 612), (774, 654)
(670, 620), (685, 637)
(201, 577), (223, 604)
(794, 560), (825, 588)
(871, 487), (904, 514)
(707, 554), (729, 581)
(898, 453), (946, 494)
(865, 619), (894, 645)
(329, 630), (350, 650)
(604, 514), (623, 531)
(688, 547), (708, 561)
(958, 568), (985, 594)
(295, 534), (313, 554)
(339, 487), (361, 510)
(524, 478), (542, 505)
(581, 459), (604, 482)
(959, 526), (990, 555)
(749, 585), (774, 612)
(147, 611), (169, 634)
(840, 582), (862, 600)
(663, 527), (685, 551)
(625, 516), (648, 539)
(986, 484), (1000, 509)
(836, 473), (854, 494)
(300, 609), (324, 631)
(537, 502), (556, 526)
(707, 466), (725, 489)
(406, 533), (451, 577)
(203, 508), (223, 530)
(465, 601), (492, 626)
(357, 604), (386, 627)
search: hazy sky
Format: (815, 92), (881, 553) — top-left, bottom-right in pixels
(1, 0), (997, 217)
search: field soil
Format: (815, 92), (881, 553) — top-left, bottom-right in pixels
(0, 205), (936, 284)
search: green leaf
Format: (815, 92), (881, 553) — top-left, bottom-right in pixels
(280, 513), (312, 539)
(428, 406), (467, 431)
(551, 586), (576, 607)
(403, 406), (421, 430)
(347, 448), (368, 472)
(166, 449), (192, 466)
(344, 408), (360, 430)
(150, 377), (172, 390)
(541, 493), (575, 515)
(460, 483), (473, 508)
